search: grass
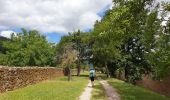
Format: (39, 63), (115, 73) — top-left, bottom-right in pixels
(108, 78), (170, 100)
(3, 71), (168, 100)
(91, 80), (107, 100)
(0, 76), (88, 100)
(91, 72), (107, 100)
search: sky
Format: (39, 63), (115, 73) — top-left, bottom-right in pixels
(0, 0), (169, 43)
(0, 0), (112, 43)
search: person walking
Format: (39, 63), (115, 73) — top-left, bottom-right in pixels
(89, 68), (95, 87)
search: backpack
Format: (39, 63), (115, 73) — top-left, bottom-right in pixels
(90, 70), (95, 77)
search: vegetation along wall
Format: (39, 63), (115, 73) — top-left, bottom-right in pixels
(137, 75), (170, 97)
(0, 66), (63, 92)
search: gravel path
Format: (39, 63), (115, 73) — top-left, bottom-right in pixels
(79, 79), (120, 100)
(100, 80), (120, 100)
(79, 81), (93, 100)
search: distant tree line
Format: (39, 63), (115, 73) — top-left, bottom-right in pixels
(0, 29), (56, 67)
(0, 36), (9, 53)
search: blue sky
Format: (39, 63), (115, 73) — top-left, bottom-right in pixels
(0, 0), (112, 43)
(46, 33), (65, 43)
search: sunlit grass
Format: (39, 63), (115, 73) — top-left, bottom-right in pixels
(108, 78), (170, 100)
(0, 76), (88, 100)
(91, 80), (107, 100)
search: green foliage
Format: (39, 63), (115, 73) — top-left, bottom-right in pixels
(56, 35), (74, 66)
(145, 19), (170, 79)
(83, 0), (170, 82)
(0, 29), (56, 67)
(163, 3), (170, 11)
(56, 31), (91, 67)
(88, 0), (156, 82)
(56, 0), (170, 81)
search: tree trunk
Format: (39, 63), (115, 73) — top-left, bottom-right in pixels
(67, 66), (72, 81)
(124, 63), (129, 82)
(77, 64), (81, 76)
(105, 62), (110, 78)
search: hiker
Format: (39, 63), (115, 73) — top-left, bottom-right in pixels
(89, 68), (95, 87)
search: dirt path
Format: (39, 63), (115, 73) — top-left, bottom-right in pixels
(79, 81), (93, 100)
(100, 80), (120, 100)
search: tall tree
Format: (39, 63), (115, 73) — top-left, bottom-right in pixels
(89, 0), (161, 83)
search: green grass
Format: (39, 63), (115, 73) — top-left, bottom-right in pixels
(0, 76), (88, 100)
(90, 72), (108, 100)
(108, 78), (170, 100)
(91, 80), (107, 100)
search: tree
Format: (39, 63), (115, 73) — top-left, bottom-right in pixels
(1, 29), (56, 67)
(56, 0), (170, 82)
(56, 35), (77, 81)
(87, 0), (163, 83)
(143, 3), (170, 79)
(72, 30), (82, 76)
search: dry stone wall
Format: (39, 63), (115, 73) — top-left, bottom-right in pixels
(0, 66), (63, 92)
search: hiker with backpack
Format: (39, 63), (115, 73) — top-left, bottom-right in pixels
(89, 68), (95, 87)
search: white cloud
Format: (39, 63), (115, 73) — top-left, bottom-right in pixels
(0, 30), (16, 38)
(159, 0), (170, 2)
(0, 0), (112, 34)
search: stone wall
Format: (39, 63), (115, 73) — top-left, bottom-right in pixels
(0, 66), (63, 92)
(136, 75), (170, 97)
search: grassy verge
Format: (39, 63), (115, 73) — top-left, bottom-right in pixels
(0, 76), (88, 100)
(91, 80), (107, 100)
(108, 78), (170, 100)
